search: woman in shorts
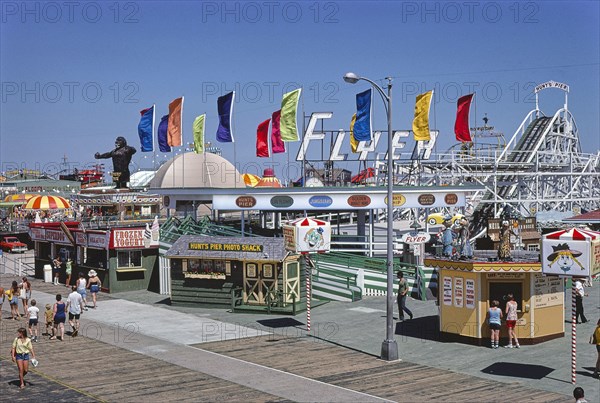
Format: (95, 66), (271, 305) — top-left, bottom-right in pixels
(488, 300), (503, 349)
(11, 327), (36, 389)
(87, 270), (101, 309)
(76, 272), (88, 310)
(50, 294), (66, 341)
(7, 281), (20, 320)
(504, 294), (520, 348)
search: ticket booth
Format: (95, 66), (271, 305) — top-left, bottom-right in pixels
(424, 258), (565, 345)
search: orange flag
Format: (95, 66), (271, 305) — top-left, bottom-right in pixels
(168, 97), (184, 147)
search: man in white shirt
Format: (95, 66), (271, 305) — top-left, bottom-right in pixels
(66, 286), (85, 337)
(574, 279), (588, 324)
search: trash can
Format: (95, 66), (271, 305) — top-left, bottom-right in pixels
(44, 264), (52, 283)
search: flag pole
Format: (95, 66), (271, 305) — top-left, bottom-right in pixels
(152, 104), (156, 171)
(181, 96), (185, 189)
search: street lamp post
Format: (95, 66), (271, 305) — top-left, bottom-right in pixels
(344, 72), (398, 361)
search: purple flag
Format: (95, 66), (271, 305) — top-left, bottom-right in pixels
(158, 114), (171, 152)
(216, 91), (235, 142)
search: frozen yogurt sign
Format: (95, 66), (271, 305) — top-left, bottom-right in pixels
(283, 217), (331, 254)
(111, 228), (146, 249)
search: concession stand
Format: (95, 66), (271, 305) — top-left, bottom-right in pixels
(424, 256), (565, 346)
(165, 235), (303, 313)
(30, 222), (159, 293)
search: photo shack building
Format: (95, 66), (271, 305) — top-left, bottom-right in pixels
(164, 235), (303, 313)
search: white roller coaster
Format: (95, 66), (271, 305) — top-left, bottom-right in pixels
(375, 81), (600, 230)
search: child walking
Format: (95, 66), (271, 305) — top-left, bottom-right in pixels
(44, 303), (53, 336)
(488, 300), (503, 349)
(27, 299), (40, 342)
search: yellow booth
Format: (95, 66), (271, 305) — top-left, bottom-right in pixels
(424, 258), (565, 345)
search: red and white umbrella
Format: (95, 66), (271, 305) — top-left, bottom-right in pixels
(24, 195), (71, 210)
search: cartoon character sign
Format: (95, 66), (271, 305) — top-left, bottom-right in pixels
(546, 243), (584, 273)
(304, 227), (325, 249)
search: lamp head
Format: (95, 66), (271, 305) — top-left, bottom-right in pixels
(343, 72), (360, 84)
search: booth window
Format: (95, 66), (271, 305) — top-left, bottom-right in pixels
(118, 250), (142, 268)
(35, 242), (50, 259)
(84, 248), (107, 269)
(184, 258), (227, 279)
(489, 282), (523, 312)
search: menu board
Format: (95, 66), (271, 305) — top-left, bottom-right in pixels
(454, 277), (464, 308)
(533, 273), (563, 308)
(443, 277), (452, 306)
(465, 279), (475, 309)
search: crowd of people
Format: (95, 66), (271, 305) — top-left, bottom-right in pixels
(1, 271), (102, 389)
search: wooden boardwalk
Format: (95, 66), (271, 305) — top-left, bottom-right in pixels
(0, 317), (284, 402)
(199, 335), (569, 402)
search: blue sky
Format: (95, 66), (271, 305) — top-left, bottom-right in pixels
(1, 1), (598, 182)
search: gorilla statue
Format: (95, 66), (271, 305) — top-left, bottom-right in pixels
(95, 137), (137, 189)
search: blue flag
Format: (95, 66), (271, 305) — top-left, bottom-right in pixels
(137, 105), (154, 152)
(354, 89), (372, 141)
(216, 91), (235, 142)
(157, 114), (171, 152)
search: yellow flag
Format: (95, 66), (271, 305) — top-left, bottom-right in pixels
(349, 113), (358, 153)
(412, 90), (433, 141)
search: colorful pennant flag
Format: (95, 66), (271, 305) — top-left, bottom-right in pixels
(216, 91), (235, 142)
(412, 90), (433, 141)
(157, 115), (171, 152)
(354, 89), (372, 141)
(193, 114), (206, 154)
(455, 94), (474, 142)
(256, 118), (271, 158)
(167, 97), (184, 147)
(280, 88), (301, 141)
(137, 105), (154, 152)
(271, 110), (285, 153)
(349, 113), (358, 153)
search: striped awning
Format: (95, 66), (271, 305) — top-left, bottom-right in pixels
(24, 195), (71, 210)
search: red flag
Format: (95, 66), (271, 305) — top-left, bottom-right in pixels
(271, 110), (285, 153)
(256, 118), (271, 158)
(168, 97), (183, 146)
(454, 94), (473, 142)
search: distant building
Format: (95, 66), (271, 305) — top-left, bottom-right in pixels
(304, 165), (352, 187)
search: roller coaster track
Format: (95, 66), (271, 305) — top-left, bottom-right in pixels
(392, 101), (599, 234)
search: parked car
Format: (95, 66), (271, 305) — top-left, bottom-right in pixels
(427, 213), (464, 226)
(0, 236), (28, 253)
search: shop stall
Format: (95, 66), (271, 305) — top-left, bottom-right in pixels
(29, 222), (159, 293)
(165, 235), (303, 312)
(424, 257), (565, 345)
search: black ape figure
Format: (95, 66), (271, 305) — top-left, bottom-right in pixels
(95, 137), (137, 189)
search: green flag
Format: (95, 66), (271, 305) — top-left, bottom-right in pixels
(193, 114), (206, 153)
(280, 88), (302, 141)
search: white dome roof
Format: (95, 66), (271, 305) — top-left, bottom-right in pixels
(130, 170), (156, 188)
(150, 152), (245, 188)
